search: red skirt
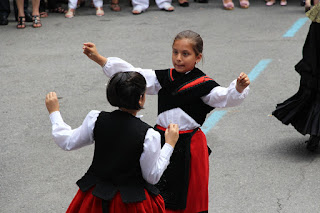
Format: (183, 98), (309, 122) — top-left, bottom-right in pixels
(66, 187), (166, 213)
(157, 127), (209, 213)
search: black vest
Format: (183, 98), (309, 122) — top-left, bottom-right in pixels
(76, 110), (159, 204)
(155, 68), (220, 125)
(155, 68), (218, 210)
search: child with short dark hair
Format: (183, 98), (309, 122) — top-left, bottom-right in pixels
(83, 30), (250, 212)
(45, 71), (179, 212)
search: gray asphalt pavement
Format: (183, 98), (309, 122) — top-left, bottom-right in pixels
(1, 0), (319, 212)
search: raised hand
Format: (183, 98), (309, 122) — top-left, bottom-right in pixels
(236, 72), (250, 93)
(83, 42), (98, 59)
(45, 92), (60, 114)
(83, 42), (107, 66)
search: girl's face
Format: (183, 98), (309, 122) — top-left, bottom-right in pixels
(172, 38), (202, 73)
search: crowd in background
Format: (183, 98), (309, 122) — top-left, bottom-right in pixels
(0, 0), (317, 28)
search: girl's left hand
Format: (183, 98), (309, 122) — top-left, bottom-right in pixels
(236, 72), (250, 93)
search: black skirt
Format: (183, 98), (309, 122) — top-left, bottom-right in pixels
(272, 22), (320, 136)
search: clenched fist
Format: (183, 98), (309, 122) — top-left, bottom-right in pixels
(45, 92), (59, 114)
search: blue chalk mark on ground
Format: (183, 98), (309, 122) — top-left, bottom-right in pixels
(283, 17), (309, 38)
(202, 110), (227, 135)
(202, 59), (272, 135)
(247, 59), (272, 82)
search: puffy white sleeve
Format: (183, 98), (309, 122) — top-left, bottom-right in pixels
(49, 110), (100, 151)
(201, 79), (250, 108)
(140, 128), (174, 185)
(102, 57), (161, 95)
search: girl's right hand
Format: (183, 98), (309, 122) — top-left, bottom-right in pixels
(83, 42), (98, 60)
(165, 124), (179, 148)
(83, 42), (108, 67)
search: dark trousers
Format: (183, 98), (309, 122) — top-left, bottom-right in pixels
(0, 0), (11, 17)
(45, 0), (66, 10)
(0, 0), (29, 18)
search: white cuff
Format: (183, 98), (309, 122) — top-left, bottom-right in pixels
(161, 143), (174, 158)
(49, 111), (63, 125)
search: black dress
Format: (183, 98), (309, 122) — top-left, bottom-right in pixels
(272, 21), (320, 136)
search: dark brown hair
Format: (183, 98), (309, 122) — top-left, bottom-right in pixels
(173, 30), (203, 56)
(107, 72), (146, 110)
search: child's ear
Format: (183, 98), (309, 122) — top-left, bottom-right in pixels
(196, 53), (202, 63)
(139, 93), (146, 108)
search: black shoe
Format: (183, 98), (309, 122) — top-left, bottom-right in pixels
(194, 0), (208, 3)
(306, 135), (320, 151)
(179, 1), (189, 7)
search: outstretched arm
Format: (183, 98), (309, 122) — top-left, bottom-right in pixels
(103, 57), (162, 95)
(83, 42), (138, 77)
(83, 42), (161, 94)
(201, 73), (250, 108)
(45, 92), (97, 151)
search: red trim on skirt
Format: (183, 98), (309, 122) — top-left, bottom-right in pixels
(66, 187), (166, 213)
(163, 128), (209, 213)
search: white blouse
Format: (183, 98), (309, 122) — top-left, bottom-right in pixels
(49, 110), (174, 185)
(103, 57), (250, 131)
